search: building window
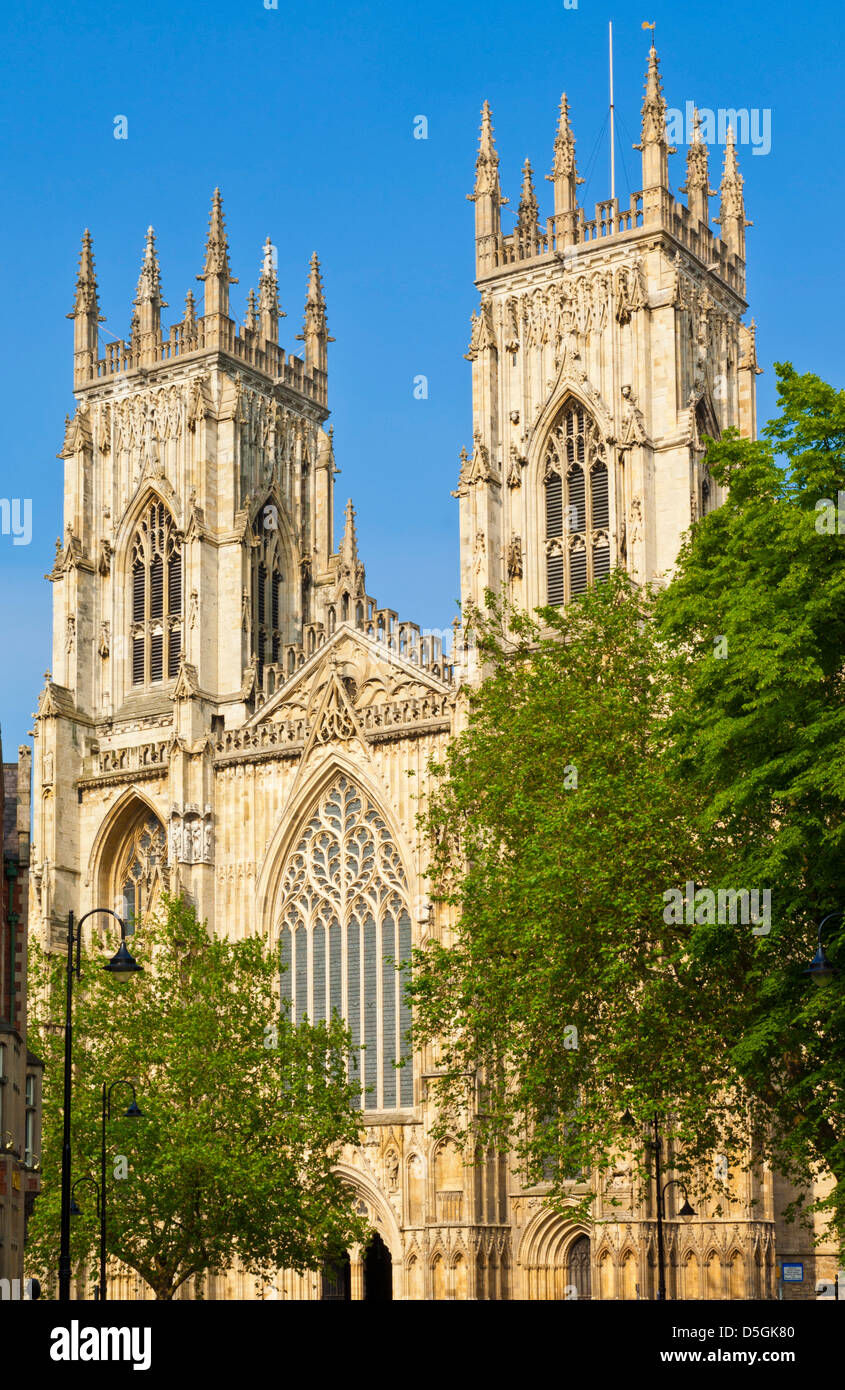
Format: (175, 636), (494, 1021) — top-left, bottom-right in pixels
(543, 402), (611, 605)
(278, 775), (413, 1111)
(24, 1074), (36, 1167)
(130, 500), (182, 685)
(252, 508), (284, 682)
(115, 815), (167, 934)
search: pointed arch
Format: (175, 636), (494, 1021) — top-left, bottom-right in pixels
(89, 788), (168, 937)
(533, 394), (615, 609)
(262, 765), (415, 1112)
(249, 492), (297, 682)
(116, 491), (183, 687)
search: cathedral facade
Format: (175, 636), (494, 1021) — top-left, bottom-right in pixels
(30, 47), (833, 1299)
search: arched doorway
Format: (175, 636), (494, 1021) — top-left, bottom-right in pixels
(364, 1233), (393, 1301)
(567, 1235), (591, 1300)
(321, 1252), (351, 1301)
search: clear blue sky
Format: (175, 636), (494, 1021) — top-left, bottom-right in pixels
(0, 0), (842, 752)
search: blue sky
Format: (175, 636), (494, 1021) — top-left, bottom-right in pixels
(0, 0), (842, 752)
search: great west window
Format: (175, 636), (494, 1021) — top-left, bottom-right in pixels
(278, 776), (413, 1110)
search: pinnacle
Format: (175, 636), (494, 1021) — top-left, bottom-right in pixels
(199, 186), (236, 283)
(341, 497), (358, 565)
(478, 100), (497, 158)
(306, 252), (325, 303)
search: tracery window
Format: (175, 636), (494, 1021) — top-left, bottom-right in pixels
(252, 507), (284, 682)
(567, 1235), (592, 1301)
(130, 501), (182, 684)
(543, 402), (611, 606)
(278, 776), (413, 1110)
(115, 815), (167, 934)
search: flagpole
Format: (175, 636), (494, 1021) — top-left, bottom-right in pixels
(609, 21), (615, 204)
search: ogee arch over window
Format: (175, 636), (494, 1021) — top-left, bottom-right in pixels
(277, 776), (413, 1110)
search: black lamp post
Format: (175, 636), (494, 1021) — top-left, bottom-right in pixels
(804, 909), (842, 987)
(58, 909), (142, 1303)
(621, 1108), (696, 1300)
(100, 1080), (143, 1301)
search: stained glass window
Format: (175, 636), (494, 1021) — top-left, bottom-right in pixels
(278, 776), (414, 1110)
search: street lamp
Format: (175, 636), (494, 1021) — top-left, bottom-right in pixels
(621, 1107), (696, 1300)
(804, 910), (842, 987)
(59, 909), (143, 1302)
(100, 1080), (143, 1301)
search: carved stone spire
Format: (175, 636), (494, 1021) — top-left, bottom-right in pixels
(134, 226), (167, 347)
(715, 125), (751, 259)
(182, 288), (197, 340)
(679, 108), (715, 225)
(244, 287), (258, 333)
(468, 101), (507, 274)
(197, 188), (237, 318)
(258, 237), (285, 344)
(297, 253), (333, 375)
(546, 93), (582, 246)
(516, 158), (540, 258)
(340, 498), (358, 572)
(68, 229), (103, 385)
(634, 44), (674, 195)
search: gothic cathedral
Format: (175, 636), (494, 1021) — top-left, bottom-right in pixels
(31, 46), (830, 1299)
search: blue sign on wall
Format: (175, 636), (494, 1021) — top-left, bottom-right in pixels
(782, 1263), (804, 1282)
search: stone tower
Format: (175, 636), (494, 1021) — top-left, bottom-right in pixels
(458, 46), (760, 639)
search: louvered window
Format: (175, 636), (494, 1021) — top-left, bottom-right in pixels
(252, 503), (284, 682)
(542, 402), (612, 605)
(129, 500), (183, 686)
(278, 776), (414, 1111)
(570, 544), (588, 595)
(547, 550), (564, 606)
(168, 551), (182, 614)
(545, 472), (563, 539)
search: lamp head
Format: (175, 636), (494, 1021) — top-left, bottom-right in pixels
(805, 944), (836, 987)
(103, 940), (143, 983)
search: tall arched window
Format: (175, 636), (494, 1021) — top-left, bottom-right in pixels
(252, 505), (284, 681)
(543, 402), (611, 605)
(130, 500), (182, 685)
(277, 776), (413, 1111)
(114, 813), (167, 933)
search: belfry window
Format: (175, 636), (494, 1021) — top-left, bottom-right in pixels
(130, 501), (182, 685)
(278, 776), (414, 1111)
(252, 507), (284, 681)
(543, 403), (611, 605)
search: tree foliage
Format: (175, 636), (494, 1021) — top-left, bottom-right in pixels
(411, 365), (845, 1244)
(27, 895), (366, 1299)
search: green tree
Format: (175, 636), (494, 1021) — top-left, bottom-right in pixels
(656, 362), (845, 1239)
(27, 894), (366, 1299)
(410, 573), (742, 1222)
